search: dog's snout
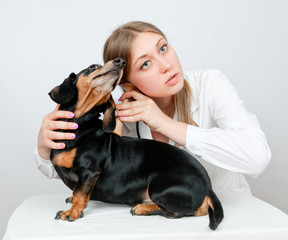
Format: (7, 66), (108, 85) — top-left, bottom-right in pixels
(113, 58), (126, 68)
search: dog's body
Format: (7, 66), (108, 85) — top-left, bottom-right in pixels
(49, 58), (224, 230)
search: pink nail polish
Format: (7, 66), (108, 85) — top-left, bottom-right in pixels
(73, 124), (78, 129)
(61, 144), (65, 148)
(70, 134), (76, 139)
(119, 117), (124, 120)
(69, 113), (75, 117)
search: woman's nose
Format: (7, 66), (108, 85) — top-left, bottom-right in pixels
(159, 57), (172, 73)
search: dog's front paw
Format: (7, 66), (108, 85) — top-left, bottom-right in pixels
(55, 210), (84, 221)
(65, 197), (73, 204)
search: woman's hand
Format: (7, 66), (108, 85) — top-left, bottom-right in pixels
(115, 91), (170, 132)
(116, 91), (188, 146)
(37, 105), (78, 160)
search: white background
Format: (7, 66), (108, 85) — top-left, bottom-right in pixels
(0, 0), (287, 237)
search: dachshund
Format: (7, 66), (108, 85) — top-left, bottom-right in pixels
(48, 58), (224, 230)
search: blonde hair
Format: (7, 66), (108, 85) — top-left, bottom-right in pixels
(103, 21), (198, 130)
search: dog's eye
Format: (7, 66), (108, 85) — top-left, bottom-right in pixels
(89, 64), (102, 71)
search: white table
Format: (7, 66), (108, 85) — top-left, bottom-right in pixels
(4, 191), (288, 240)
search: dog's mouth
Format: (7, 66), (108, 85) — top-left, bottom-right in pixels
(87, 67), (124, 96)
(93, 69), (123, 88)
(84, 58), (125, 93)
(92, 69), (119, 81)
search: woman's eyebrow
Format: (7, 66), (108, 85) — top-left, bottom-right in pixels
(133, 37), (166, 68)
(133, 54), (148, 68)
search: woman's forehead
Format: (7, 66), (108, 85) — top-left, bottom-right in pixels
(130, 32), (166, 63)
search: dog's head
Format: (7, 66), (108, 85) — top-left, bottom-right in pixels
(49, 58), (125, 132)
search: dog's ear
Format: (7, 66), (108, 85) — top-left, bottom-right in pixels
(49, 73), (77, 104)
(102, 98), (116, 133)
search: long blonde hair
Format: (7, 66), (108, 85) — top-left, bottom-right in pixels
(103, 21), (198, 128)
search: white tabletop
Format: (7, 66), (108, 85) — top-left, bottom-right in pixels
(4, 191), (288, 240)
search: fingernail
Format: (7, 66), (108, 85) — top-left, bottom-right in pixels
(69, 113), (75, 117)
(119, 117), (124, 120)
(115, 110), (118, 116)
(61, 144), (65, 148)
(73, 124), (78, 129)
(118, 97), (122, 101)
(70, 134), (76, 139)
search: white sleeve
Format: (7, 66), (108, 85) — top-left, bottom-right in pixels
(33, 148), (59, 179)
(185, 70), (271, 177)
(111, 85), (124, 104)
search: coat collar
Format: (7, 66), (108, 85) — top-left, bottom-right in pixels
(183, 70), (200, 114)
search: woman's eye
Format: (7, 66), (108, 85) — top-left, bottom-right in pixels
(140, 61), (150, 70)
(160, 45), (167, 53)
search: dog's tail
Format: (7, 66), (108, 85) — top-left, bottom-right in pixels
(207, 189), (224, 230)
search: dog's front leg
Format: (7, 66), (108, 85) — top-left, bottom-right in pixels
(55, 169), (101, 221)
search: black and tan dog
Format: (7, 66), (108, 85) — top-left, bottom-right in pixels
(49, 58), (224, 230)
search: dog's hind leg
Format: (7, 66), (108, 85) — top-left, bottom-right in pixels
(55, 169), (101, 221)
(130, 203), (168, 217)
(147, 176), (207, 219)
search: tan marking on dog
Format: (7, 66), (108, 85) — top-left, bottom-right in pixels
(132, 203), (162, 215)
(53, 148), (77, 168)
(102, 98), (116, 130)
(195, 196), (214, 216)
(58, 176), (100, 221)
(83, 175), (99, 207)
(121, 82), (139, 93)
(74, 60), (124, 118)
(59, 192), (85, 220)
(112, 118), (123, 137)
(74, 73), (110, 118)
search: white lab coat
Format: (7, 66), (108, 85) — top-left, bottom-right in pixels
(34, 69), (271, 194)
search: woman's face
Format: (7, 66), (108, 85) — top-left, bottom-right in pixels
(127, 32), (184, 98)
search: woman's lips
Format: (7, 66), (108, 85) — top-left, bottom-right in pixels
(165, 73), (178, 86)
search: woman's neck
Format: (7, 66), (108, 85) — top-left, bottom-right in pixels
(152, 95), (175, 118)
(150, 95), (175, 144)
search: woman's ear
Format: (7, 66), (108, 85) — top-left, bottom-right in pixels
(102, 98), (116, 133)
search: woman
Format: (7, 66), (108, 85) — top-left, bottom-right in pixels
(35, 21), (271, 194)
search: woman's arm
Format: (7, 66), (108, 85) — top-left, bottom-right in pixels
(185, 70), (271, 177)
(37, 104), (78, 159)
(35, 105), (78, 178)
(116, 89), (189, 145)
(34, 148), (60, 179)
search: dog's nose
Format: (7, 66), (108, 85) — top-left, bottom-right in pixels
(113, 58), (126, 68)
